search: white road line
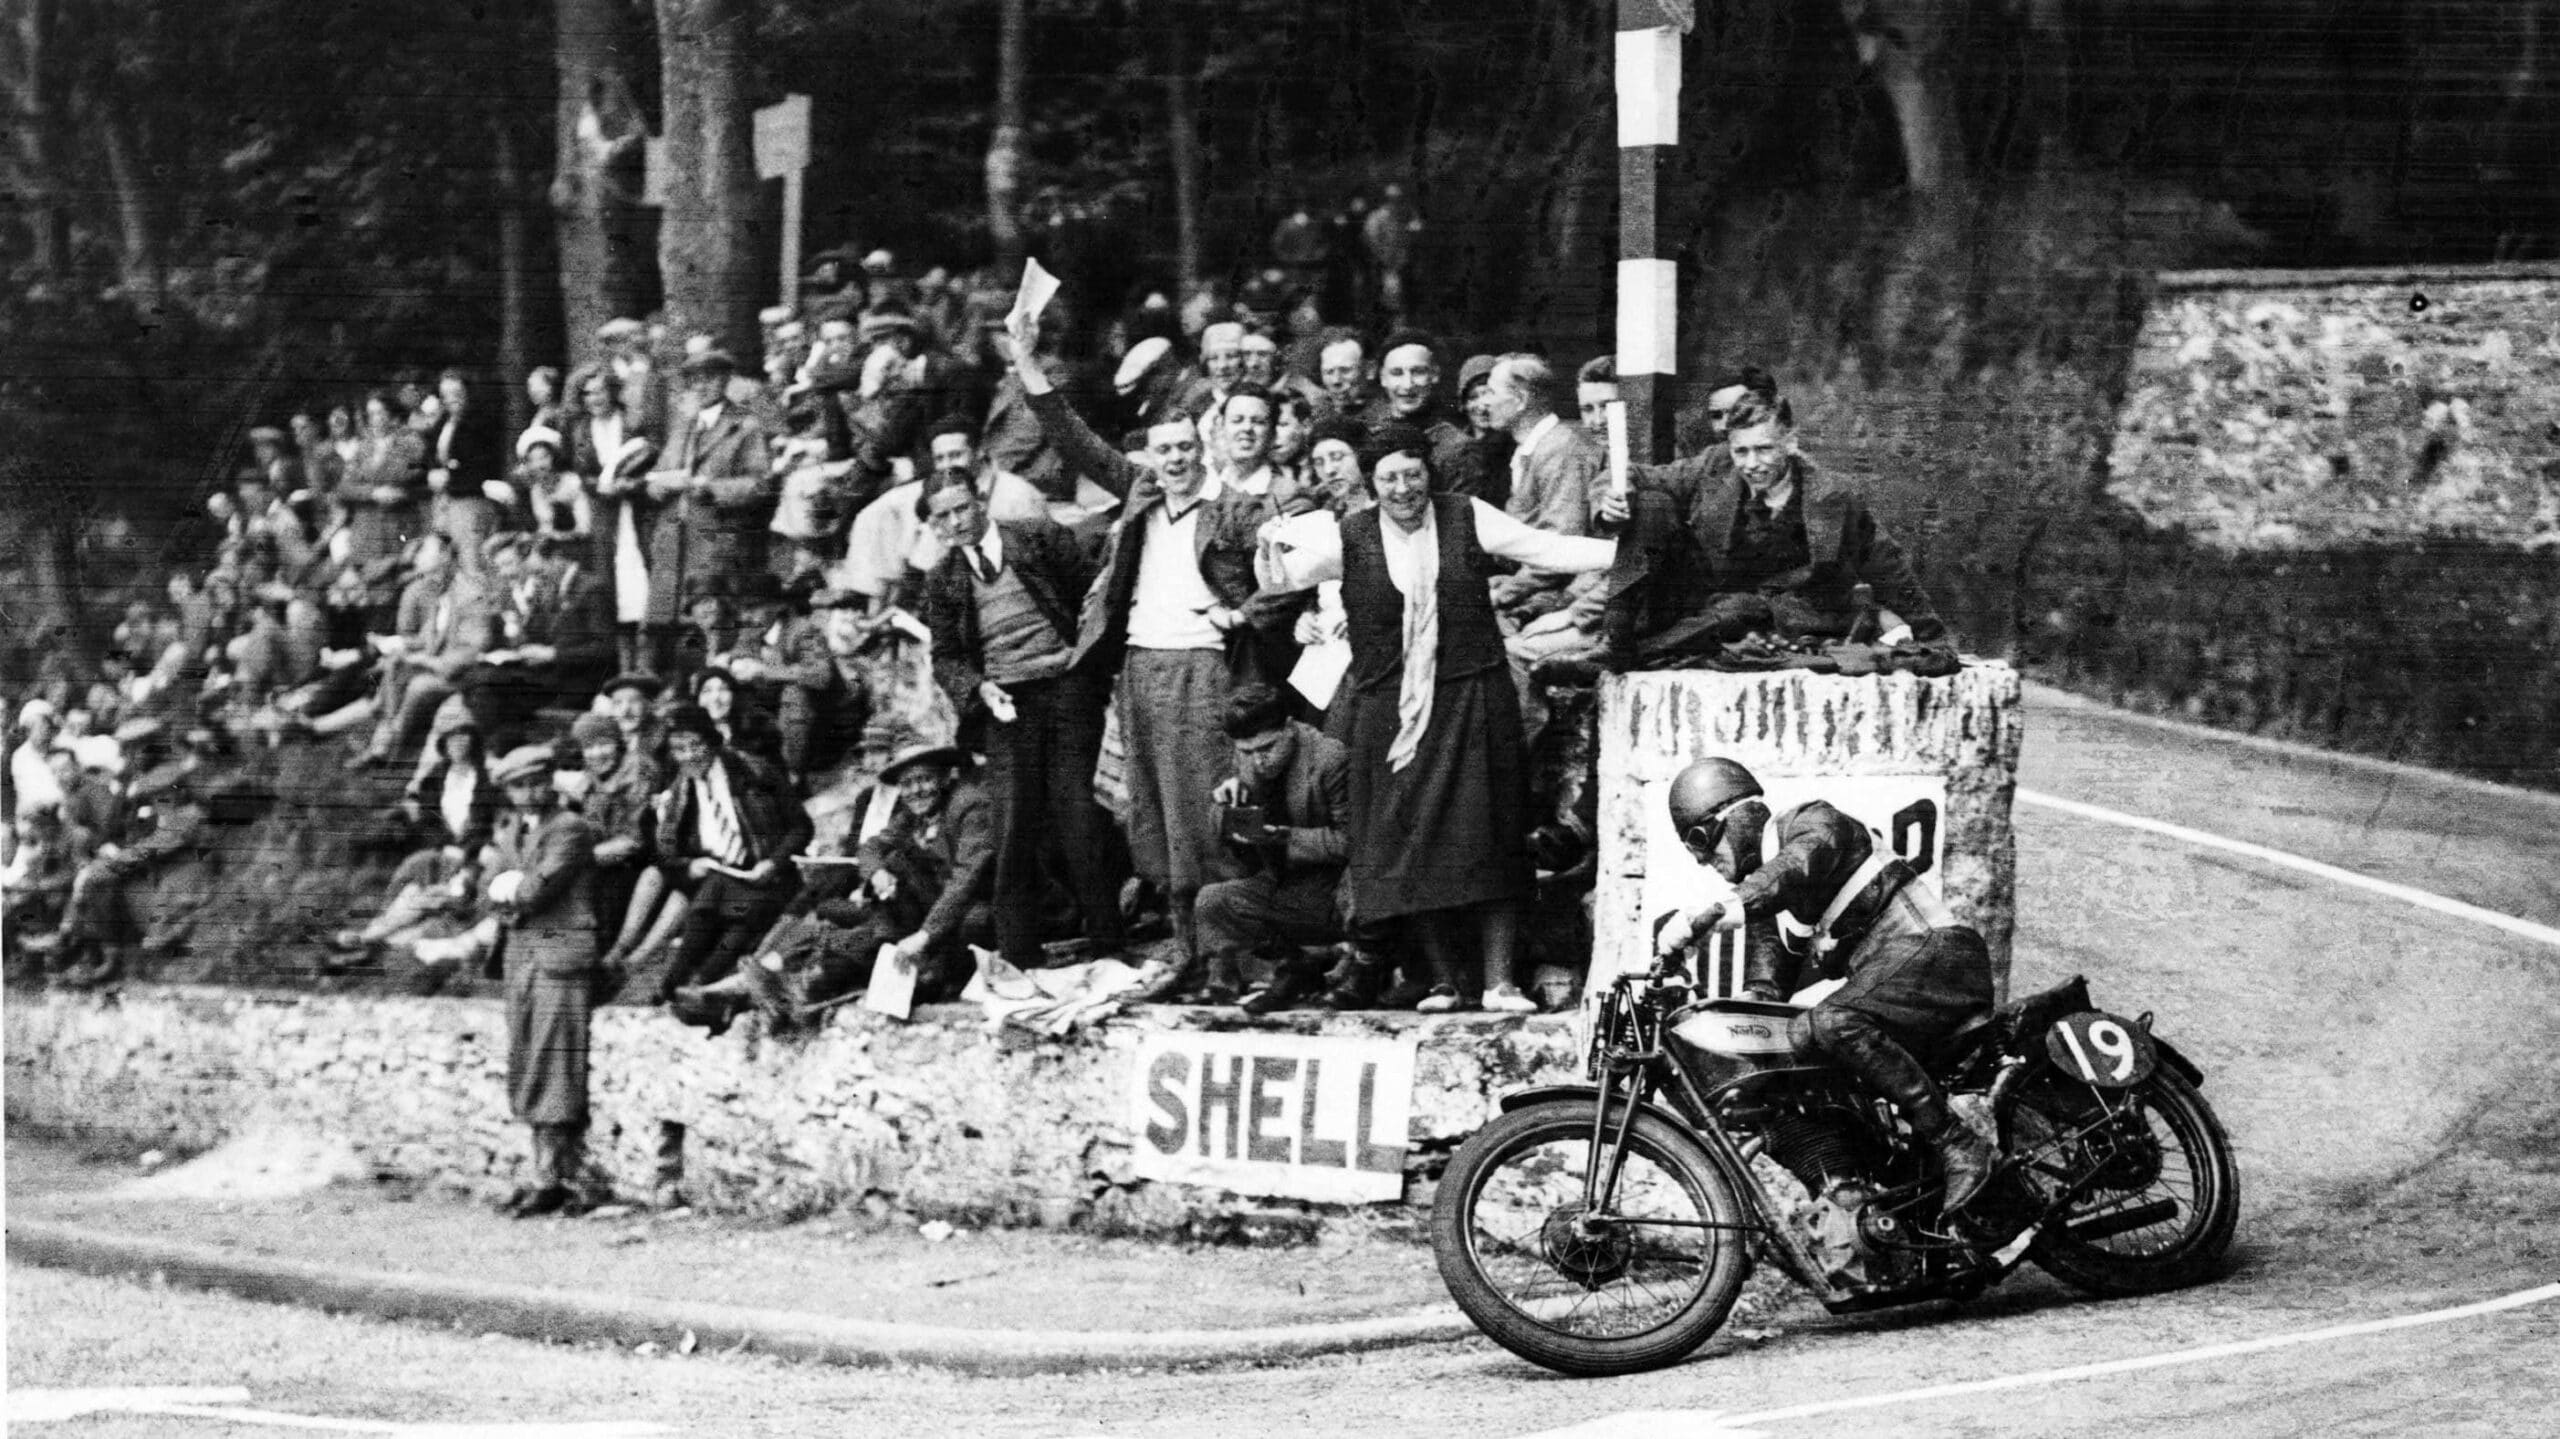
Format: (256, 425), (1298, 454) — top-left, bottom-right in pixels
(8, 1391), (670, 1437)
(2015, 787), (2560, 951)
(1722, 1281), (2560, 1425)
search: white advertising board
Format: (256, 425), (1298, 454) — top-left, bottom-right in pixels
(1128, 1030), (1419, 1204)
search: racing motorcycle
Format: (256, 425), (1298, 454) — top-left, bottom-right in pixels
(1430, 965), (2241, 1377)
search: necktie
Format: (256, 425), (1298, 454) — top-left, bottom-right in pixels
(697, 767), (747, 865)
(970, 547), (998, 584)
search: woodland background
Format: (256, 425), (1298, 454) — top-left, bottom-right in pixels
(5, 0), (2556, 783)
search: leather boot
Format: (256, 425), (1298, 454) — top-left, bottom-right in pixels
(1241, 952), (1328, 1016)
(1321, 948), (1390, 1010)
(1805, 1007), (1990, 1215)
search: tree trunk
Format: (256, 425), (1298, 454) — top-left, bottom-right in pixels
(94, 111), (162, 308)
(0, 453), (94, 671)
(1162, 2), (1205, 303)
(552, 0), (650, 372)
(1844, 0), (1969, 196)
(654, 0), (762, 354)
(985, 0), (1029, 268)
(496, 123), (534, 437)
(7, 0), (70, 279)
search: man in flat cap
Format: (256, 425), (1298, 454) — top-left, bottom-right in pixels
(638, 348), (775, 678)
(478, 743), (603, 1217)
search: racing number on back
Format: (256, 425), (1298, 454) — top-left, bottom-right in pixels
(2048, 1012), (2156, 1088)
(1890, 799), (1937, 876)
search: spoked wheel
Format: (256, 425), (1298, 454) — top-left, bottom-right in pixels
(2005, 1068), (2240, 1296)
(1431, 1100), (1752, 1376)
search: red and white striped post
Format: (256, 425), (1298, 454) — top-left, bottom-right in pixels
(1615, 0), (1690, 466)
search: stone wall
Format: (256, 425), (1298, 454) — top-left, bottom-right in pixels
(1591, 664), (2024, 997)
(3, 986), (1581, 1231)
(2108, 264), (2560, 551)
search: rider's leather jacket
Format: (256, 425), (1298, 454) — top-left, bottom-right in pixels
(1724, 799), (1936, 1000)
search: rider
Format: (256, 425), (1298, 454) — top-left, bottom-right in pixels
(1656, 757), (1997, 1214)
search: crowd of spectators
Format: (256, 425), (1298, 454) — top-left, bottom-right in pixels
(3, 234), (1954, 1038)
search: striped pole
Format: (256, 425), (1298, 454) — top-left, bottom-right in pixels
(1615, 0), (1688, 465)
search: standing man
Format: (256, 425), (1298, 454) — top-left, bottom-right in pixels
(1316, 332), (1375, 420)
(485, 744), (602, 1218)
(1359, 331), (1488, 500)
(1005, 306), (1260, 998)
(916, 466), (1131, 972)
(642, 350), (776, 679)
(1484, 353), (1606, 627)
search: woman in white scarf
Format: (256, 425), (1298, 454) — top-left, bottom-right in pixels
(1256, 423), (1611, 1013)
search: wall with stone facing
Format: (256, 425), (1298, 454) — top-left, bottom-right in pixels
(1592, 664), (2023, 997)
(3, 987), (1582, 1231)
(2107, 264), (2560, 551)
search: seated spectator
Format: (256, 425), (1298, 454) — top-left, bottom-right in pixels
(11, 699), (64, 821)
(563, 710), (661, 971)
(648, 701), (810, 1013)
(515, 426), (583, 537)
(422, 530), (615, 767)
(348, 507), (502, 770)
(1189, 683), (1377, 1013)
(331, 721), (497, 980)
(716, 576), (866, 789)
(29, 726), (251, 986)
(4, 807), (88, 969)
(46, 747), (126, 845)
(690, 663), (784, 769)
(672, 740), (992, 1033)
(1581, 392), (1946, 672)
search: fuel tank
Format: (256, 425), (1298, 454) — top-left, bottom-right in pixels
(1668, 998), (1802, 1063)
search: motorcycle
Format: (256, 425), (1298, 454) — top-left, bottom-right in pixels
(1430, 964), (2241, 1377)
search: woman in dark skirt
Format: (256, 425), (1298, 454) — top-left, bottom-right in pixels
(1261, 422), (1612, 1012)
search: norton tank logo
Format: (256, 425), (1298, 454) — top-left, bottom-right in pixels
(1732, 1023), (1772, 1038)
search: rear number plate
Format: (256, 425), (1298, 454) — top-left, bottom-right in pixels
(2047, 1010), (2157, 1089)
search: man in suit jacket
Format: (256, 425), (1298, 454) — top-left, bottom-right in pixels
(640, 349), (776, 677)
(1004, 310), (1259, 995)
(916, 473), (1131, 973)
(1590, 392), (1945, 670)
(1483, 354), (1607, 627)
(1193, 683), (1382, 1013)
(428, 370), (509, 519)
(483, 744), (602, 1217)
(355, 505), (504, 769)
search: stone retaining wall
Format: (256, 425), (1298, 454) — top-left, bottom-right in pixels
(3, 986), (1581, 1232)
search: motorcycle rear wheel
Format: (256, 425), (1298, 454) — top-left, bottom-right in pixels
(2008, 1068), (2240, 1296)
(1432, 1100), (1752, 1377)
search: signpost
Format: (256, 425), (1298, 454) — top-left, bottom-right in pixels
(754, 93), (813, 307)
(640, 93), (814, 308)
(1616, 0), (1691, 466)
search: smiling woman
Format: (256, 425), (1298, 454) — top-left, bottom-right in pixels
(1261, 423), (1615, 1014)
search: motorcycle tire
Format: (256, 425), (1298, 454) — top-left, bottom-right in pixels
(1432, 1100), (1752, 1377)
(2008, 1068), (2240, 1297)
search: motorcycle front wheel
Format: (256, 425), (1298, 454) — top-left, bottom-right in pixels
(1432, 1099), (1753, 1377)
(2007, 1067), (2240, 1297)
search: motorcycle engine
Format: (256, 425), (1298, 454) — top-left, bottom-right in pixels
(1761, 1105), (1913, 1291)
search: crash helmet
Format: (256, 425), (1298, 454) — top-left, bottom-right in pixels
(1667, 757), (1764, 854)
